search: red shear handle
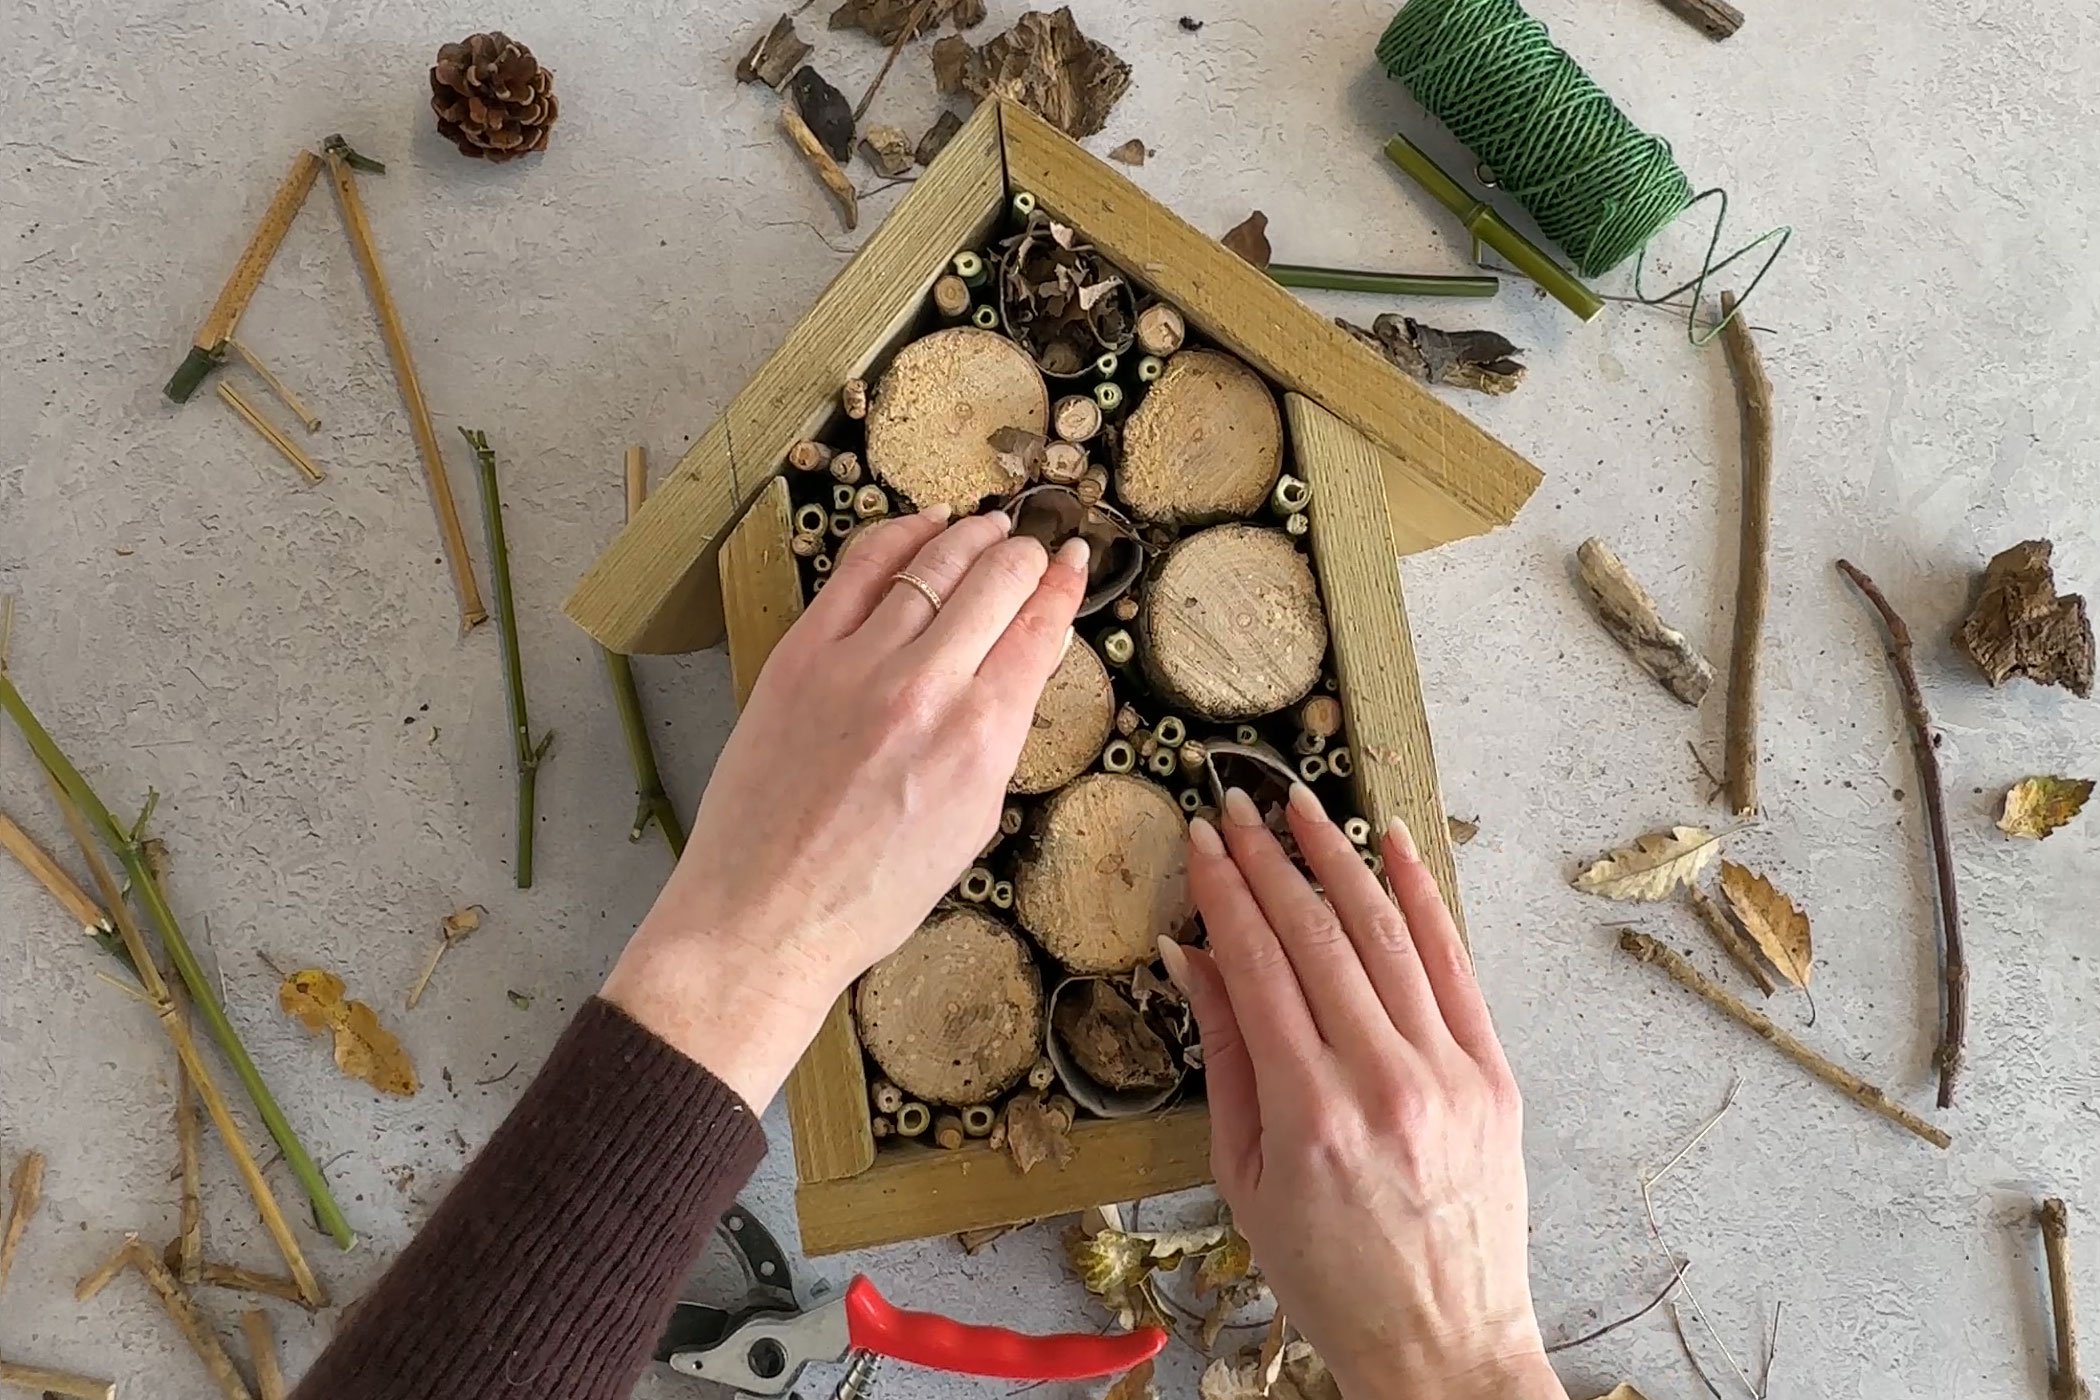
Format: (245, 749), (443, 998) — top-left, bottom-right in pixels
(844, 1275), (1167, 1380)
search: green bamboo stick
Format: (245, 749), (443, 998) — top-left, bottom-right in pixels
(0, 673), (355, 1248)
(604, 650), (685, 857)
(461, 429), (554, 889)
(1268, 264), (1499, 297)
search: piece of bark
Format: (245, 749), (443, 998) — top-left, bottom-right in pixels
(1574, 538), (1716, 705)
(857, 907), (1044, 1105)
(1054, 980), (1178, 1091)
(1003, 1090), (1077, 1173)
(736, 14), (812, 89)
(954, 7), (1132, 140)
(2041, 1199), (2089, 1400)
(0, 1359), (115, 1400)
(865, 327), (1049, 513)
(1337, 314), (1525, 395)
(1016, 773), (1193, 973)
(1685, 884), (1776, 996)
(860, 124), (915, 176)
(780, 105), (859, 231)
(1719, 289), (1773, 816)
(1141, 525), (1327, 720)
(1648, 0), (1744, 39)
(1955, 540), (2093, 698)
(1220, 211), (1271, 268)
(1108, 138), (1147, 166)
(1118, 349), (1283, 526)
(0, 1151), (43, 1299)
(1012, 638), (1116, 793)
(831, 0), (977, 42)
(789, 66), (856, 162)
(243, 1310), (286, 1400)
(932, 33), (980, 95)
(916, 109), (965, 165)
(121, 1239), (256, 1400)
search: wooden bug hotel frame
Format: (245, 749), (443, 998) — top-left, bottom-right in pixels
(566, 99), (1542, 1255)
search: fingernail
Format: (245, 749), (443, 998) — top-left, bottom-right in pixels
(923, 503), (954, 524)
(1223, 787), (1262, 828)
(987, 509), (1013, 534)
(1387, 816), (1419, 863)
(1055, 536), (1091, 572)
(1287, 781), (1327, 823)
(1156, 936), (1193, 994)
(1188, 815), (1225, 856)
(1059, 626), (1074, 664)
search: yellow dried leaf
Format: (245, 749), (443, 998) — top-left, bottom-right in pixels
(1102, 1359), (1157, 1400)
(1998, 776), (2094, 839)
(1199, 1353), (1268, 1400)
(1199, 1276), (1270, 1352)
(1574, 826), (1720, 901)
(1273, 1341), (1341, 1400)
(1718, 861), (1813, 989)
(279, 968), (419, 1097)
(1129, 1222), (1230, 1266)
(1590, 1388), (1651, 1400)
(1195, 1226), (1253, 1295)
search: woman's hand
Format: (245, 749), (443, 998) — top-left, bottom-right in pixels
(604, 507), (1088, 1108)
(1159, 784), (1563, 1400)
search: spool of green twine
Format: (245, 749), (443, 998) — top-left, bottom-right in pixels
(1377, 0), (1692, 279)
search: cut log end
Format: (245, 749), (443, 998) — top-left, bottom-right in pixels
(1141, 524), (1328, 720)
(856, 907), (1044, 1106)
(1117, 350), (1282, 526)
(1134, 303), (1186, 357)
(1016, 773), (1193, 973)
(865, 328), (1049, 515)
(1011, 638), (1117, 794)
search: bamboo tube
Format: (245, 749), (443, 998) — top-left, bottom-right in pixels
(324, 138), (486, 630)
(165, 150), (323, 402)
(895, 1102), (932, 1137)
(1342, 816), (1372, 846)
(962, 1104), (997, 1137)
(972, 304), (999, 330)
(193, 1261), (316, 1310)
(1326, 745), (1353, 778)
(218, 383), (324, 483)
(228, 339), (321, 431)
(243, 1310), (286, 1400)
(933, 1112), (967, 1150)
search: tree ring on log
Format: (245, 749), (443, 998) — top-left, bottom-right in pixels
(1011, 636), (1116, 794)
(1015, 773), (1192, 973)
(865, 328), (1049, 515)
(855, 906), (1044, 1106)
(1140, 524), (1327, 719)
(1117, 349), (1282, 526)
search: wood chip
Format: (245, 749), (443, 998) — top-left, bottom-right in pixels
(859, 123), (915, 176)
(1447, 815), (1479, 846)
(1574, 538), (1716, 705)
(782, 105), (859, 230)
(736, 14), (812, 89)
(1338, 313), (1525, 395)
(916, 109), (964, 165)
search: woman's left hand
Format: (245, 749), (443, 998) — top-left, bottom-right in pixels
(603, 506), (1089, 1107)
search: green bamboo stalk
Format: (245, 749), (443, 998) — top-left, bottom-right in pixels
(1268, 264), (1500, 298)
(0, 673), (355, 1248)
(604, 650), (685, 857)
(461, 429), (554, 889)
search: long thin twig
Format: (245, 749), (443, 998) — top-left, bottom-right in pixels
(2042, 1199), (2090, 1400)
(1836, 559), (1967, 1109)
(1686, 885), (1776, 997)
(194, 1260), (321, 1311)
(121, 1238), (255, 1400)
(461, 429), (554, 887)
(175, 1014), (204, 1283)
(1669, 1300), (1727, 1400)
(602, 448), (685, 857)
(228, 338), (321, 431)
(852, 0), (938, 122)
(325, 136), (486, 629)
(243, 1309), (287, 1400)
(1546, 1259), (1688, 1353)
(0, 1358), (116, 1400)
(1619, 930), (1950, 1147)
(781, 106), (858, 230)
(0, 1151), (44, 1298)
(1720, 290), (1772, 818)
(1641, 1080), (1756, 1399)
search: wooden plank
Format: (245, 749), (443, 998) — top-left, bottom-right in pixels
(563, 100), (1007, 655)
(999, 100), (1541, 556)
(797, 1106), (1212, 1255)
(1289, 394), (1466, 942)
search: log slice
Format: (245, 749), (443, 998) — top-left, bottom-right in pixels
(1140, 524), (1327, 719)
(1116, 349), (1282, 526)
(1015, 773), (1192, 973)
(865, 327), (1050, 515)
(1011, 637), (1116, 794)
(855, 906), (1043, 1106)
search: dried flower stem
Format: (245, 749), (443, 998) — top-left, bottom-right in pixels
(0, 1359), (115, 1400)
(602, 450), (685, 858)
(2, 682), (348, 1274)
(462, 429), (556, 888)
(0, 808), (111, 935)
(228, 338), (321, 432)
(1618, 930), (1949, 1148)
(1720, 291), (1772, 817)
(121, 1238), (255, 1400)
(0, 1151), (44, 1298)
(243, 1309), (287, 1400)
(1836, 559), (1966, 1108)
(175, 1027), (204, 1283)
(325, 138), (486, 629)
(2042, 1199), (2090, 1400)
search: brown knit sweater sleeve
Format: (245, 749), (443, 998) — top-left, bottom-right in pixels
(290, 997), (769, 1400)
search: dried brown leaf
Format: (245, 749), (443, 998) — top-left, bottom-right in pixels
(280, 969), (418, 1096)
(1447, 815), (1479, 846)
(1199, 1275), (1271, 1352)
(1108, 138), (1147, 165)
(1055, 980), (1178, 1091)
(1338, 313), (1525, 395)
(1718, 860), (1813, 988)
(1272, 1342), (1342, 1400)
(1103, 1358), (1158, 1400)
(957, 1222), (1026, 1253)
(1194, 1225), (1252, 1294)
(1574, 827), (1721, 902)
(1005, 1091), (1075, 1174)
(1998, 775), (2094, 839)
(1199, 1352), (1269, 1400)
(1220, 211), (1271, 269)
(957, 7), (1132, 139)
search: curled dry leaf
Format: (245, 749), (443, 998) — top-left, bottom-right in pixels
(441, 905), (484, 940)
(280, 969), (419, 1096)
(1447, 815), (1480, 846)
(1718, 860), (1813, 988)
(1574, 826), (1721, 902)
(1005, 1091), (1076, 1174)
(1194, 1223), (1252, 1295)
(1054, 979), (1178, 1091)
(1108, 138), (1147, 166)
(1998, 775), (2094, 839)
(1338, 314), (1525, 395)
(1199, 1351), (1268, 1400)
(1102, 1358), (1159, 1400)
(1272, 1341), (1342, 1400)
(1064, 1223), (1164, 1330)
(1220, 212), (1271, 269)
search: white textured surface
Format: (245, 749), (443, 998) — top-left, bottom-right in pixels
(2, 1), (2096, 1397)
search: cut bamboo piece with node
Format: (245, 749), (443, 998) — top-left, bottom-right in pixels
(1141, 524), (1328, 719)
(1010, 637), (1116, 794)
(864, 328), (1050, 514)
(1015, 773), (1193, 973)
(324, 136), (487, 630)
(856, 907), (1044, 1106)
(165, 149), (323, 402)
(1134, 302), (1186, 357)
(1117, 349), (1283, 525)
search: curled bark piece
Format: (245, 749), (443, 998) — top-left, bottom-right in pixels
(780, 105), (858, 230)
(1337, 313), (1524, 395)
(866, 328), (1049, 513)
(1720, 290), (1773, 816)
(1047, 978), (1182, 1118)
(1141, 525), (1327, 720)
(1007, 483), (1145, 617)
(1017, 774), (1192, 973)
(1117, 350), (1282, 526)
(1012, 636), (1116, 793)
(1574, 538), (1715, 706)
(1955, 540), (2093, 698)
(857, 907), (1043, 1105)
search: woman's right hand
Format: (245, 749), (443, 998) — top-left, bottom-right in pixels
(1158, 784), (1564, 1400)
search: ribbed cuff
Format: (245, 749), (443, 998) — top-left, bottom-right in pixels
(290, 997), (769, 1400)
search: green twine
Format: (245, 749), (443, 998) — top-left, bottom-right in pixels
(1378, 0), (1787, 335)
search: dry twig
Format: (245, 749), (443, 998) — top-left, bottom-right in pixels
(244, 1309), (287, 1400)
(1640, 1080), (1758, 1399)
(1545, 1259), (1688, 1353)
(2041, 1199), (2089, 1400)
(218, 381), (326, 483)
(1686, 885), (1776, 996)
(0, 1358), (115, 1399)
(1618, 930), (1949, 1147)
(194, 1260), (319, 1311)
(228, 338), (322, 432)
(1837, 559), (1967, 1108)
(175, 1032), (204, 1282)
(782, 105), (859, 229)
(121, 1238), (255, 1400)
(853, 0), (937, 121)
(0, 1151), (44, 1298)
(1720, 291), (1772, 818)
(0, 809), (110, 935)
(75, 1234), (135, 1302)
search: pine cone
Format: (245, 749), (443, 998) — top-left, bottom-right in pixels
(430, 33), (557, 162)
